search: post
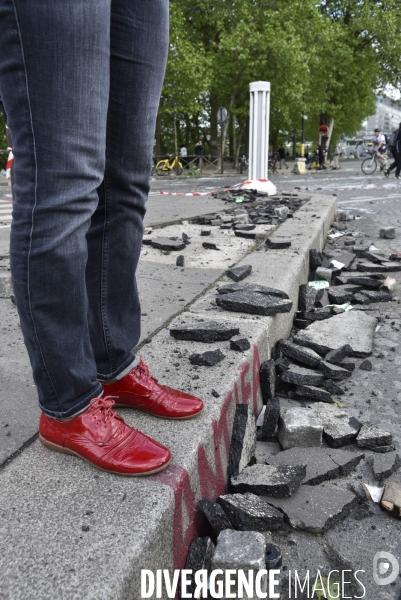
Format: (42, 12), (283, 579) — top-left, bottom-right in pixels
(217, 107), (227, 175)
(220, 124), (224, 175)
(249, 81), (270, 180)
(301, 93), (306, 158)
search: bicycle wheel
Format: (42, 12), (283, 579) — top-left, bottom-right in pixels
(175, 162), (183, 175)
(156, 160), (168, 176)
(361, 157), (377, 175)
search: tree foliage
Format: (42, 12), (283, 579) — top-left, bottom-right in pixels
(156, 0), (401, 155)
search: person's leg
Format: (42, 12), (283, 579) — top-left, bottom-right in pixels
(0, 0), (110, 418)
(86, 0), (169, 382)
(394, 150), (401, 178)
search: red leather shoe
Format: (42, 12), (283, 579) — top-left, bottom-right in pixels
(39, 396), (171, 475)
(102, 357), (204, 419)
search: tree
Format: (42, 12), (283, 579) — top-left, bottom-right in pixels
(157, 0), (401, 158)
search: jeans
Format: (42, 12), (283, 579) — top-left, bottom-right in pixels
(0, 0), (169, 418)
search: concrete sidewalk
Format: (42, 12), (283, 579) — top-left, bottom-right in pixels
(0, 193), (336, 600)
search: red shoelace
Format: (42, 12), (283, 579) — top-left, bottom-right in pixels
(135, 357), (158, 384)
(89, 396), (120, 426)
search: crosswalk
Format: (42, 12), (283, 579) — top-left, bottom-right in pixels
(0, 193), (12, 226)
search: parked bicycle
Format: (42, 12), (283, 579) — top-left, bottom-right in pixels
(155, 153), (183, 176)
(361, 150), (390, 175)
(268, 154), (278, 174)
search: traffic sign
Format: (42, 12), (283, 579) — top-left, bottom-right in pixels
(319, 125), (329, 135)
(217, 107), (227, 124)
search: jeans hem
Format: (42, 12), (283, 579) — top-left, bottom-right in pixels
(97, 354), (137, 382)
(39, 383), (103, 419)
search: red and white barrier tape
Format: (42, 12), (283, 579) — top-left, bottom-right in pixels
(5, 148), (13, 179)
(159, 190), (215, 196)
(159, 179), (270, 197)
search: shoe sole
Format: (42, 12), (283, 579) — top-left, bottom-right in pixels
(39, 434), (171, 476)
(112, 403), (204, 420)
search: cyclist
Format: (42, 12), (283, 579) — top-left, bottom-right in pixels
(373, 128), (387, 170)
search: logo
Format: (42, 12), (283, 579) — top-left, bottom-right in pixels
(373, 551), (399, 586)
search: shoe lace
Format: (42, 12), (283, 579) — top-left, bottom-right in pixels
(89, 396), (120, 427)
(135, 356), (158, 384)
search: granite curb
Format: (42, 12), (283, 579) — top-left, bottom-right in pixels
(0, 194), (336, 600)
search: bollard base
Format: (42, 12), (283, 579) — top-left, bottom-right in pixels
(240, 178), (277, 196)
(293, 158), (307, 175)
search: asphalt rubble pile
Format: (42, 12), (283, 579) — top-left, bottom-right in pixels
(179, 212), (401, 598)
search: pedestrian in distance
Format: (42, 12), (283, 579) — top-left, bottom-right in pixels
(384, 123), (401, 179)
(278, 144), (289, 169)
(317, 144), (327, 170)
(179, 144), (188, 169)
(194, 139), (203, 167)
(0, 0), (203, 477)
(373, 127), (387, 170)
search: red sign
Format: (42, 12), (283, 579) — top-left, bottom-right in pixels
(319, 125), (329, 135)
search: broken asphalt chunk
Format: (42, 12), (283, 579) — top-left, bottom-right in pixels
(197, 499), (233, 535)
(359, 290), (392, 303)
(227, 404), (256, 478)
(279, 340), (321, 368)
(150, 237), (185, 251)
(265, 238), (291, 249)
(184, 537), (214, 595)
(293, 310), (377, 357)
(298, 284), (319, 313)
(357, 423), (393, 449)
(266, 447), (364, 486)
(373, 451), (400, 482)
(189, 349), (225, 366)
(296, 385), (332, 403)
(216, 290), (292, 316)
(226, 264), (252, 282)
(260, 360), (276, 403)
(170, 321), (239, 343)
(323, 379), (345, 395)
(309, 249), (323, 271)
(217, 282), (289, 299)
(262, 483), (356, 533)
(315, 267), (332, 282)
(319, 361), (352, 380)
(202, 242), (219, 250)
(217, 493), (284, 531)
(281, 364), (325, 386)
(176, 255), (184, 267)
(261, 396), (281, 439)
(325, 344), (353, 365)
(328, 287), (354, 304)
(230, 337), (251, 352)
(372, 445), (396, 454)
(231, 463), (306, 497)
(313, 403), (362, 448)
(278, 408), (322, 450)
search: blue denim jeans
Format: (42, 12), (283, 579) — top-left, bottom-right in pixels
(0, 0), (169, 417)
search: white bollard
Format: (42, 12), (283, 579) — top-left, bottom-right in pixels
(249, 81), (270, 180)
